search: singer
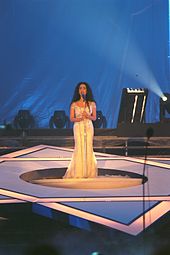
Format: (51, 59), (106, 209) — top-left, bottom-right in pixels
(63, 82), (98, 178)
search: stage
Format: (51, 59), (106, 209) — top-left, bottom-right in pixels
(1, 124), (170, 156)
(0, 144), (170, 237)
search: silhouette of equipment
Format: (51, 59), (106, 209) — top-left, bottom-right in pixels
(14, 110), (35, 129)
(93, 111), (107, 128)
(49, 110), (70, 128)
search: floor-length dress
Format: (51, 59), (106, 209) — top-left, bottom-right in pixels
(64, 102), (97, 178)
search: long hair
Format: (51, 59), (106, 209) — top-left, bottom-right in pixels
(71, 82), (95, 105)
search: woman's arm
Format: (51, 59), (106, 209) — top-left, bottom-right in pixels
(88, 102), (96, 121)
(83, 102), (96, 121)
(70, 103), (83, 122)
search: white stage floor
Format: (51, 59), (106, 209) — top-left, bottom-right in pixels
(0, 144), (170, 235)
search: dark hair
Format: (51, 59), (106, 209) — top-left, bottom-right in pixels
(71, 82), (95, 105)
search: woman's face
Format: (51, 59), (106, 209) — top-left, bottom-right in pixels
(79, 83), (87, 96)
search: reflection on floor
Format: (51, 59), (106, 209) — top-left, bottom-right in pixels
(0, 145), (170, 255)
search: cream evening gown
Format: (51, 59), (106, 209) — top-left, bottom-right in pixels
(64, 102), (97, 178)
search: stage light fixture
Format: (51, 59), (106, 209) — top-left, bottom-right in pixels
(118, 88), (148, 124)
(93, 111), (107, 128)
(49, 110), (70, 128)
(161, 95), (168, 102)
(160, 93), (170, 122)
(13, 110), (35, 129)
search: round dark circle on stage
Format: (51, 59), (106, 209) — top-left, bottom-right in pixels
(20, 168), (147, 189)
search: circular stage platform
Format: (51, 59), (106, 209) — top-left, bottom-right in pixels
(20, 168), (146, 189)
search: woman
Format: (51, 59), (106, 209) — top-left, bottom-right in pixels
(64, 82), (97, 178)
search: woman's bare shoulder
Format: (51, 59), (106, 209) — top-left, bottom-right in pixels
(70, 102), (76, 108)
(89, 101), (96, 107)
(71, 101), (79, 108)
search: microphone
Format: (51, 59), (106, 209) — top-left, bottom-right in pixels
(82, 93), (86, 101)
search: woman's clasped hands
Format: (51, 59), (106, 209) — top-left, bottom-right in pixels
(82, 111), (90, 120)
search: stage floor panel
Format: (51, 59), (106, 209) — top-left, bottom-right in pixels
(0, 144), (169, 235)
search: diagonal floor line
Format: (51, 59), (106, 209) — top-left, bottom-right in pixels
(0, 189), (169, 235)
(39, 201), (170, 236)
(0, 186), (169, 235)
(0, 188), (169, 202)
(1, 156), (170, 170)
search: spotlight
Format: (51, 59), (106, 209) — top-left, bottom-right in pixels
(13, 110), (35, 129)
(162, 95), (168, 102)
(160, 93), (170, 122)
(49, 110), (70, 128)
(91, 252), (103, 255)
(93, 111), (107, 128)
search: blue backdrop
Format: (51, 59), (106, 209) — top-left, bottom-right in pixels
(0, 0), (169, 128)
